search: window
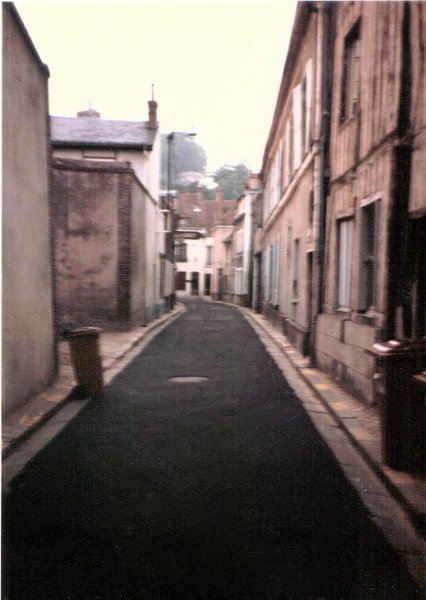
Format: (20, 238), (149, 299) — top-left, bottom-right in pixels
(292, 85), (302, 170)
(308, 190), (314, 233)
(340, 21), (360, 123)
(206, 246), (212, 267)
(280, 135), (286, 195)
(270, 147), (282, 210)
(301, 78), (307, 161)
(304, 59), (313, 152)
(175, 271), (186, 291)
(174, 243), (187, 262)
(263, 238), (280, 305)
(293, 239), (300, 298)
(235, 267), (243, 295)
(284, 121), (291, 188)
(288, 113), (294, 177)
(359, 201), (380, 311)
(286, 225), (293, 311)
(337, 218), (354, 308)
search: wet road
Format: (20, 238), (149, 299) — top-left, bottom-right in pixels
(3, 299), (422, 599)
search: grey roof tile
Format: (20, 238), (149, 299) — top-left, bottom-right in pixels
(51, 116), (157, 148)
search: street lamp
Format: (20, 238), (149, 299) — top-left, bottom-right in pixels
(165, 131), (197, 308)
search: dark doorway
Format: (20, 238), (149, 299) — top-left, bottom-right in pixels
(204, 273), (211, 296)
(191, 272), (199, 296)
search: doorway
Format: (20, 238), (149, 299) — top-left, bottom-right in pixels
(191, 272), (199, 296)
(204, 273), (211, 296)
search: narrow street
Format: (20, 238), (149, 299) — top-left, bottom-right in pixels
(3, 299), (423, 600)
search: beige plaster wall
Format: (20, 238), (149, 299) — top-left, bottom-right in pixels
(2, 5), (56, 416)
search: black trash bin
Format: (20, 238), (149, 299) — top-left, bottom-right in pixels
(369, 338), (426, 472)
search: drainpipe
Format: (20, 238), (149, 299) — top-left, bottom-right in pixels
(311, 1), (333, 362)
(385, 1), (413, 340)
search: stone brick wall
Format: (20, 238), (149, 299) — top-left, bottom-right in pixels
(51, 158), (141, 331)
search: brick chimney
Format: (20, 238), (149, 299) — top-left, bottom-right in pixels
(147, 84), (158, 128)
(147, 99), (158, 128)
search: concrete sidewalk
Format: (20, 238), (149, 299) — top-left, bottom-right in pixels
(240, 307), (426, 544)
(2, 304), (186, 459)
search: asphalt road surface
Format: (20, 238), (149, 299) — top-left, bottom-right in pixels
(3, 299), (423, 599)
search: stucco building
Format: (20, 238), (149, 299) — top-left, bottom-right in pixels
(261, 1), (330, 356)
(232, 174), (262, 307)
(174, 187), (235, 299)
(50, 103), (164, 330)
(316, 1), (426, 404)
(2, 3), (56, 416)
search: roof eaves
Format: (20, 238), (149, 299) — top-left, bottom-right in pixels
(52, 141), (153, 151)
(260, 1), (314, 178)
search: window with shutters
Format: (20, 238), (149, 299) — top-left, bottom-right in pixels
(175, 243), (187, 262)
(337, 218), (354, 308)
(293, 238), (300, 299)
(264, 239), (280, 305)
(301, 78), (307, 161)
(176, 271), (186, 290)
(292, 85), (302, 171)
(288, 113), (294, 177)
(340, 21), (361, 123)
(304, 59), (313, 152)
(359, 200), (380, 312)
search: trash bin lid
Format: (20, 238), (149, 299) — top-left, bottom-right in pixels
(63, 327), (102, 339)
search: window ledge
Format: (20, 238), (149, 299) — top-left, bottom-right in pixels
(353, 311), (378, 326)
(335, 307), (351, 315)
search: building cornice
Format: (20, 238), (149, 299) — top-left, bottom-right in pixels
(261, 1), (316, 178)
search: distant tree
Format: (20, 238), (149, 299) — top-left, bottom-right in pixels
(160, 134), (207, 191)
(213, 163), (250, 200)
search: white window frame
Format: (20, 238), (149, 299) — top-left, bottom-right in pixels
(292, 84), (302, 171)
(305, 58), (313, 152)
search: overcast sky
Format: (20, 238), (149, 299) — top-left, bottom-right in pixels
(16, 1), (297, 172)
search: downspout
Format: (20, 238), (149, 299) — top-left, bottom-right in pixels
(385, 1), (412, 340)
(311, 1), (333, 362)
(317, 0), (332, 316)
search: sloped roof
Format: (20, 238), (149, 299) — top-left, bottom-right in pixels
(51, 116), (157, 149)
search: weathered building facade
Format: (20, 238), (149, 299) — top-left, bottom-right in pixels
(174, 187), (235, 300)
(51, 158), (159, 330)
(50, 105), (164, 329)
(316, 1), (426, 404)
(232, 174), (262, 307)
(2, 3), (56, 416)
(261, 1), (328, 356)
